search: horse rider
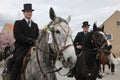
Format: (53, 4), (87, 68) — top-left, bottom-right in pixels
(5, 3), (39, 80)
(67, 21), (90, 77)
(74, 21), (90, 55)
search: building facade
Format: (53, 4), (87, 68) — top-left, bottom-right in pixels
(100, 10), (120, 57)
(0, 23), (14, 48)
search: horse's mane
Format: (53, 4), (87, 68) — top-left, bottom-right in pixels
(36, 30), (49, 50)
(38, 30), (48, 40)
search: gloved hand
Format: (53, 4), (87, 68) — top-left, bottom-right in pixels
(27, 38), (35, 45)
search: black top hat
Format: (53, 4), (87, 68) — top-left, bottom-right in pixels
(22, 3), (34, 12)
(82, 21), (90, 27)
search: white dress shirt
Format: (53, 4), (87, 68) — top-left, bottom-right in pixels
(25, 18), (31, 27)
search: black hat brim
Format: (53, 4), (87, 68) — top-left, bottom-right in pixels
(82, 24), (90, 27)
(22, 9), (34, 12)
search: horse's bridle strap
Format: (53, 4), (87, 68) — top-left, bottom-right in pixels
(51, 23), (73, 56)
(35, 44), (49, 54)
(60, 44), (73, 53)
(36, 47), (48, 80)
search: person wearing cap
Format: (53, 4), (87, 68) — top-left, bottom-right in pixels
(5, 3), (39, 80)
(73, 21), (90, 55)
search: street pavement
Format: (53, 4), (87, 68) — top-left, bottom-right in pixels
(0, 59), (120, 80)
(56, 64), (120, 80)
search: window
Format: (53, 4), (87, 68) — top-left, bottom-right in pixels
(106, 33), (113, 41)
(116, 21), (120, 26)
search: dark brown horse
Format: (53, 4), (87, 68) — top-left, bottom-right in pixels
(99, 51), (115, 75)
(72, 24), (108, 80)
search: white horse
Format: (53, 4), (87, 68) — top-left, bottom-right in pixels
(21, 8), (77, 80)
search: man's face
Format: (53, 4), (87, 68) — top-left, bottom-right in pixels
(83, 26), (89, 32)
(23, 11), (32, 19)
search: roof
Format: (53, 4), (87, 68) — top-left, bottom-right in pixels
(1, 23), (14, 33)
(100, 10), (120, 27)
(7, 24), (14, 33)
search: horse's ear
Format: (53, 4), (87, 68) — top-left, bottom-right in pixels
(93, 23), (97, 31)
(49, 7), (56, 21)
(66, 16), (71, 23)
(101, 25), (104, 31)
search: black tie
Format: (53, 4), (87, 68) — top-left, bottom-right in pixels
(28, 20), (31, 27)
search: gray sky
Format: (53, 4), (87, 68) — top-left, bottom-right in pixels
(0, 0), (120, 38)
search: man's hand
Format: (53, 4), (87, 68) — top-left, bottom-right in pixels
(28, 38), (35, 45)
(76, 45), (82, 49)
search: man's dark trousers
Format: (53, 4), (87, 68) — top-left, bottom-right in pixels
(10, 45), (30, 80)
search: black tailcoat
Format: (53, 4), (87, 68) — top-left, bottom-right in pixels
(14, 19), (39, 47)
(73, 31), (89, 55)
(10, 19), (39, 80)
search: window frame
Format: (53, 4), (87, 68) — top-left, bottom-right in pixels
(106, 33), (113, 41)
(116, 21), (120, 26)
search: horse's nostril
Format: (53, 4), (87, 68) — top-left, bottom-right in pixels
(67, 57), (72, 63)
(67, 57), (70, 62)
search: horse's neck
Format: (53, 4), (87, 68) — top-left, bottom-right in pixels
(84, 49), (97, 67)
(37, 31), (57, 80)
(39, 47), (57, 80)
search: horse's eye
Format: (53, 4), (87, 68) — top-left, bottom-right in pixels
(55, 30), (60, 34)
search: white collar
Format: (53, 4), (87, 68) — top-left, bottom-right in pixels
(84, 31), (88, 34)
(24, 18), (31, 22)
(24, 18), (32, 27)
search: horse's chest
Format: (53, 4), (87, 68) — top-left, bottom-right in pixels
(82, 65), (98, 78)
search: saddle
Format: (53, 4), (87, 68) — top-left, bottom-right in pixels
(21, 46), (36, 73)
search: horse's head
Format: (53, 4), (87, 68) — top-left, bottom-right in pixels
(48, 8), (77, 69)
(91, 23), (108, 51)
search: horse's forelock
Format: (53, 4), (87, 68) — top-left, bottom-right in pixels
(47, 17), (68, 27)
(96, 28), (104, 32)
(99, 31), (106, 38)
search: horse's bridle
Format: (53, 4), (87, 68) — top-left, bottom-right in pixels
(50, 22), (73, 61)
(92, 31), (107, 52)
